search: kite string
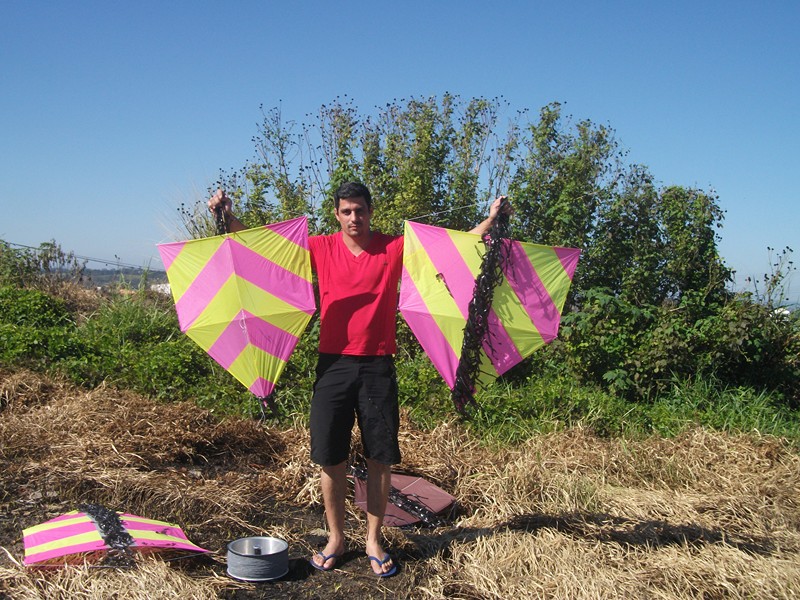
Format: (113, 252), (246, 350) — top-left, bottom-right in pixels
(451, 199), (512, 414)
(214, 206), (229, 235)
(78, 503), (135, 567)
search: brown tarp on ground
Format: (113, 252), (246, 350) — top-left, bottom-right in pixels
(353, 473), (456, 527)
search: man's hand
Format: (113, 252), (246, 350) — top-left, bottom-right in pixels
(469, 196), (513, 236)
(208, 188), (232, 215)
(207, 188), (246, 233)
(488, 196), (513, 221)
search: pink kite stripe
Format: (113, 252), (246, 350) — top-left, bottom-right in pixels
(124, 524), (207, 551)
(158, 216), (307, 275)
(228, 241), (314, 311)
(409, 223), (521, 372)
(409, 223), (475, 313)
(23, 513), (89, 534)
(24, 520), (98, 545)
(174, 241), (237, 330)
(554, 247), (581, 279)
(400, 268), (459, 388)
(158, 216), (309, 277)
(207, 310), (299, 368)
(266, 216), (309, 248)
(25, 540), (106, 565)
(249, 377), (276, 397)
(503, 241), (561, 342)
(157, 241), (187, 272)
(119, 519), (189, 537)
(484, 319), (524, 376)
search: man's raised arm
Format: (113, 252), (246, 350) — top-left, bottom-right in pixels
(468, 196), (512, 236)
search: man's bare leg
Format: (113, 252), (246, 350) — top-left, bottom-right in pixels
(365, 458), (395, 575)
(311, 461), (347, 570)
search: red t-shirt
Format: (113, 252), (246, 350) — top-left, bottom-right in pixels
(309, 232), (404, 355)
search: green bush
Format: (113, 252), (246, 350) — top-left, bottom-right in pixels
(0, 323), (85, 367)
(192, 377), (259, 417)
(693, 297), (799, 404)
(79, 293), (179, 346)
(558, 288), (656, 396)
(0, 287), (85, 371)
(396, 351), (450, 427)
(57, 292), (220, 400)
(648, 376), (798, 438)
(0, 286), (72, 328)
(553, 287), (799, 407)
(129, 339), (213, 401)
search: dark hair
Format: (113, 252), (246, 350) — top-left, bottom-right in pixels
(334, 181), (372, 209)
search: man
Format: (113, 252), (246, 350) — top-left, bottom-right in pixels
(209, 182), (507, 576)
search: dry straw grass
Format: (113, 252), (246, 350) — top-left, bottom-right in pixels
(413, 428), (800, 599)
(1, 368), (799, 599)
(0, 550), (234, 600)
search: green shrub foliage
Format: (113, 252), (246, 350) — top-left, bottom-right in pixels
(0, 286), (72, 328)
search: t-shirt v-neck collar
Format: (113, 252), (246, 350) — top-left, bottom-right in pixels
(338, 231), (374, 259)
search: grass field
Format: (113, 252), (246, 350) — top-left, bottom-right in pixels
(2, 368), (798, 599)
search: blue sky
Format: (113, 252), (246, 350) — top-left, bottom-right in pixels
(2, 1), (798, 301)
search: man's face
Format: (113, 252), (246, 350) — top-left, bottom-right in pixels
(334, 196), (373, 239)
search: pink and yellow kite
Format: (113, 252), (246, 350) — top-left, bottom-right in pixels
(157, 217), (315, 399)
(23, 509), (208, 566)
(399, 220), (580, 398)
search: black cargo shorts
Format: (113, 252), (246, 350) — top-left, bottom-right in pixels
(309, 353), (401, 466)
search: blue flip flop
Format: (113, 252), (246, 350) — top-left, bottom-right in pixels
(309, 551), (339, 572)
(368, 553), (398, 577)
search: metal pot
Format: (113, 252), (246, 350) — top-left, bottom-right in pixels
(226, 536), (289, 582)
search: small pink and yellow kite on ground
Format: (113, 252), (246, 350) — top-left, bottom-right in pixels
(23, 507), (209, 566)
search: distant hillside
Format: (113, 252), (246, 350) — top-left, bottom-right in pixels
(82, 267), (167, 289)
